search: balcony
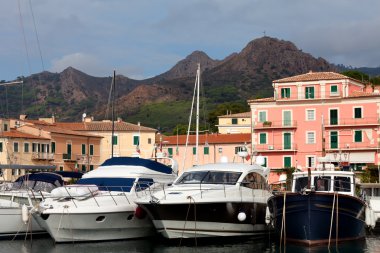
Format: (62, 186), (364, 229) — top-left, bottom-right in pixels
(254, 143), (297, 152)
(254, 120), (297, 129)
(62, 153), (76, 162)
(324, 117), (380, 128)
(275, 90), (344, 101)
(325, 142), (379, 151)
(31, 152), (54, 161)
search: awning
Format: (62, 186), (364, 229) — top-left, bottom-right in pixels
(321, 152), (375, 164)
(0, 164), (56, 170)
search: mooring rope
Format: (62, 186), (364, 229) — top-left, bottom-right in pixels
(328, 192), (337, 249)
(179, 196), (197, 247)
(280, 192), (286, 252)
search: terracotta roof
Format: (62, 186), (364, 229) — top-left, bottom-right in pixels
(160, 133), (251, 145)
(0, 129), (49, 140)
(347, 91), (380, 98)
(55, 121), (156, 132)
(218, 112), (250, 118)
(274, 71), (355, 83)
(248, 97), (275, 103)
(26, 125), (101, 138)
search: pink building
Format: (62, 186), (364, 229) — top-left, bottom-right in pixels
(248, 71), (380, 183)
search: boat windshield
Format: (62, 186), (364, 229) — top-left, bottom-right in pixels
(9, 180), (59, 193)
(176, 171), (242, 185)
(77, 177), (136, 192)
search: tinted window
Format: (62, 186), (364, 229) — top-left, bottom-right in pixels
(177, 171), (241, 185)
(314, 176), (330, 191)
(294, 177), (309, 192)
(334, 176), (351, 192)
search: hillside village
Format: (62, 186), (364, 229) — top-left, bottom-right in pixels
(2, 70), (379, 184)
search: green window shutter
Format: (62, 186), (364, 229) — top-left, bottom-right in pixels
(330, 109), (338, 125)
(14, 143), (19, 152)
(193, 147), (196, 155)
(354, 130), (362, 142)
(51, 142), (55, 153)
(82, 144), (86, 155)
(263, 157), (267, 167)
(305, 87), (315, 99)
(24, 143), (29, 153)
(112, 136), (118, 145)
(90, 145), (94, 155)
(354, 108), (362, 118)
(168, 148), (173, 157)
(284, 133), (291, 149)
(133, 136), (140, 145)
(281, 88), (290, 98)
(259, 111), (266, 122)
(81, 165), (86, 172)
(259, 133), (266, 144)
(232, 118), (238, 124)
(284, 157), (291, 168)
(90, 165), (94, 171)
(331, 85), (338, 93)
(283, 111), (291, 126)
(204, 147), (209, 155)
(330, 131), (338, 148)
(0, 142), (2, 152)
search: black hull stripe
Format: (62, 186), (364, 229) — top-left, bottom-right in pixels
(161, 227), (270, 235)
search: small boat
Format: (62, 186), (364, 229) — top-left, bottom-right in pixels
(358, 182), (380, 229)
(135, 161), (272, 239)
(33, 156), (178, 242)
(267, 169), (366, 246)
(0, 172), (66, 238)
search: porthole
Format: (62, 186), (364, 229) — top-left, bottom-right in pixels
(96, 216), (106, 222)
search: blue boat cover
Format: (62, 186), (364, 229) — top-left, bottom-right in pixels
(53, 171), (83, 179)
(15, 172), (64, 186)
(77, 177), (136, 192)
(100, 157), (173, 174)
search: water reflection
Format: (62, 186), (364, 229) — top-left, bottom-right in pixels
(0, 234), (375, 253)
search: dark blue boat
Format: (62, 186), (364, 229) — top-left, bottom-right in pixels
(267, 170), (366, 246)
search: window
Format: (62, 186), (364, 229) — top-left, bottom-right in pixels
(263, 157), (267, 167)
(334, 176), (351, 192)
(14, 142), (19, 152)
(90, 165), (94, 171)
(306, 132), (315, 144)
(232, 118), (238, 124)
(330, 85), (338, 94)
(218, 147), (222, 153)
(148, 138), (152, 144)
(281, 88), (291, 98)
(24, 143), (29, 153)
(259, 133), (267, 144)
(258, 111), (267, 122)
(3, 124), (8, 131)
(168, 148), (173, 158)
(283, 133), (291, 150)
(112, 135), (118, 145)
(51, 142), (56, 153)
(354, 130), (362, 142)
(330, 131), (338, 149)
(193, 147), (197, 155)
(354, 107), (362, 119)
(0, 142), (2, 152)
(283, 111), (291, 126)
(330, 109), (338, 125)
(204, 147), (209, 155)
(133, 135), (140, 145)
(32, 143), (38, 152)
(283, 156), (291, 168)
(306, 109), (315, 121)
(81, 165), (86, 172)
(59, 166), (64, 172)
(82, 144), (86, 155)
(89, 144), (94, 156)
(306, 156), (315, 168)
(305, 86), (315, 99)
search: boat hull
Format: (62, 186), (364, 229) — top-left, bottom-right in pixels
(34, 210), (154, 242)
(0, 207), (46, 239)
(139, 202), (271, 239)
(267, 192), (366, 245)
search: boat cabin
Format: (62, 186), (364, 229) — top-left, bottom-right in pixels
(292, 171), (355, 196)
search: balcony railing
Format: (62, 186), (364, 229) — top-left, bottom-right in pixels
(254, 143), (297, 152)
(62, 153), (76, 161)
(275, 90), (344, 101)
(254, 120), (297, 129)
(324, 117), (380, 127)
(325, 142), (378, 151)
(31, 152), (54, 160)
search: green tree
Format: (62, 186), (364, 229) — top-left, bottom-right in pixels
(341, 70), (369, 83)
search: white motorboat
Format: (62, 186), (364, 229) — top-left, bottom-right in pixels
(359, 182), (380, 229)
(135, 162), (272, 239)
(34, 156), (178, 242)
(0, 172), (65, 238)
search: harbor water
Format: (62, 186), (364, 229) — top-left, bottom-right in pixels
(1, 232), (379, 253)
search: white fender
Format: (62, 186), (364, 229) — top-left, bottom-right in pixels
(21, 204), (29, 224)
(265, 206), (271, 225)
(238, 212), (246, 222)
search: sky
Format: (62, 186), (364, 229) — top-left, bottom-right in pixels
(1, 0), (380, 82)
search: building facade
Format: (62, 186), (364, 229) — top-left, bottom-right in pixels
(217, 112), (251, 134)
(248, 71), (380, 183)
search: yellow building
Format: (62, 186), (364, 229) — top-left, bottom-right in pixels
(216, 112), (251, 134)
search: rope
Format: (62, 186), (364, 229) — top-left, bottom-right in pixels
(179, 196), (197, 247)
(280, 192), (286, 252)
(328, 192), (336, 249)
(336, 193), (339, 248)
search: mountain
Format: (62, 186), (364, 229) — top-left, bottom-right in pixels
(2, 36), (376, 132)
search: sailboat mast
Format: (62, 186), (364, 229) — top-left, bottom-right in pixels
(195, 63), (200, 165)
(111, 70), (116, 158)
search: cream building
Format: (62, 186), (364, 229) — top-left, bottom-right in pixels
(216, 112), (251, 134)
